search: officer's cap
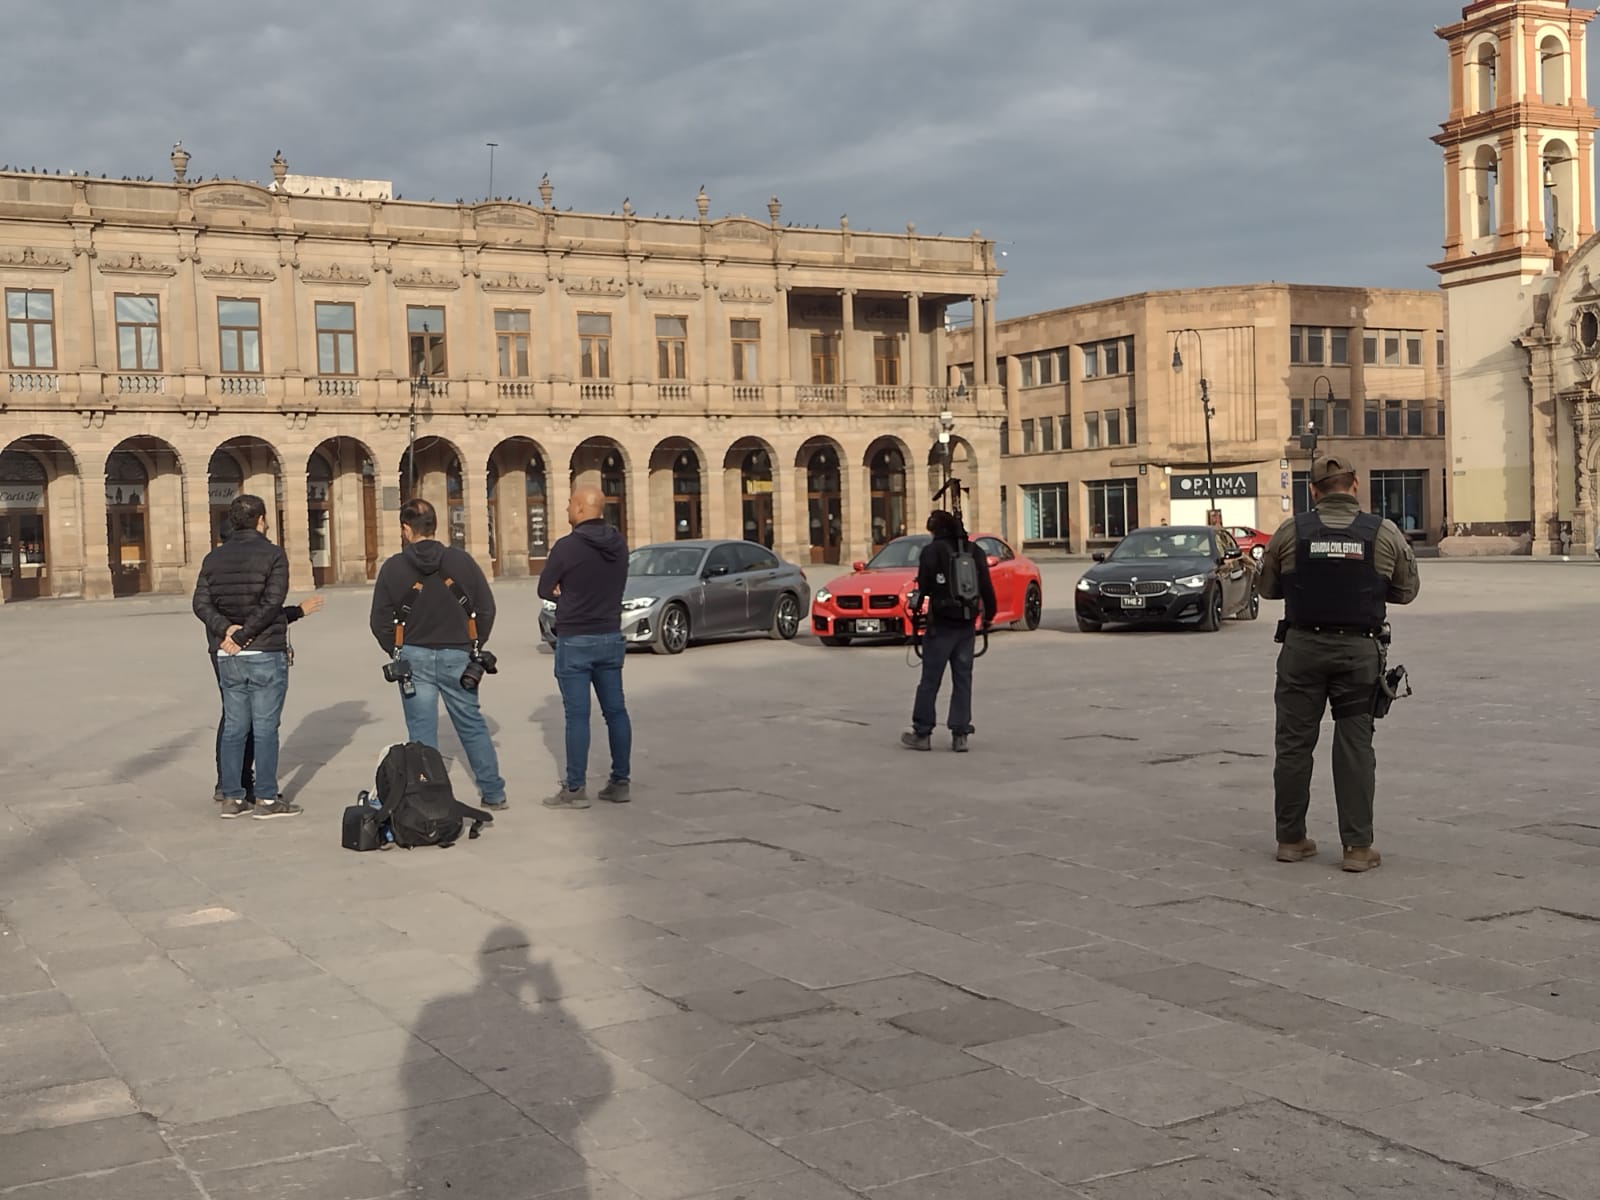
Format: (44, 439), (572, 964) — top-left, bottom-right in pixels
(1310, 454), (1356, 484)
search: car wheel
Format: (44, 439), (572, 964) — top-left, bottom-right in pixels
(1239, 585), (1261, 621)
(1251, 544), (1265, 562)
(1076, 615), (1102, 633)
(819, 634), (852, 647)
(1198, 587), (1223, 632)
(652, 603), (690, 655)
(769, 593), (801, 640)
(1021, 583), (1043, 631)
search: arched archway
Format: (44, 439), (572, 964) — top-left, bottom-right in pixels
(105, 436), (183, 596)
(309, 437), (378, 585)
(571, 438), (628, 539)
(864, 437), (910, 553)
(1540, 33), (1568, 106)
(1471, 38), (1498, 114)
(0, 436), (79, 600)
(796, 437), (844, 564)
(1471, 143), (1499, 240)
(400, 437), (468, 551)
(649, 438), (706, 542)
(208, 437), (283, 550)
(486, 437), (550, 576)
(723, 437), (777, 548)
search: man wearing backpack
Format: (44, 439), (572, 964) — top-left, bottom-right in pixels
(903, 508), (997, 753)
(370, 498), (507, 810)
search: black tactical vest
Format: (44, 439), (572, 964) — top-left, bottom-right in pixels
(1284, 510), (1388, 631)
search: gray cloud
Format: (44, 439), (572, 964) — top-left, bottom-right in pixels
(7, 1), (1486, 315)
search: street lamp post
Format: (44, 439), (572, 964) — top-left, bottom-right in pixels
(407, 323), (432, 498)
(1304, 374), (1335, 477)
(1170, 329), (1218, 525)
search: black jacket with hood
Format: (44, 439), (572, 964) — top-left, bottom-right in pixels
(536, 519), (628, 637)
(370, 539), (496, 654)
(193, 529), (290, 653)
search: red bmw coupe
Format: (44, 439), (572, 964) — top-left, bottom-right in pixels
(810, 533), (1043, 646)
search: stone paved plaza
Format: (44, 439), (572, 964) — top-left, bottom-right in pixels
(2, 559), (1599, 1199)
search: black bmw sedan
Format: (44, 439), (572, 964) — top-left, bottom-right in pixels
(1074, 525), (1260, 632)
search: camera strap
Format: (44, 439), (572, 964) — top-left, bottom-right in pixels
(392, 581), (424, 653)
(392, 575), (481, 654)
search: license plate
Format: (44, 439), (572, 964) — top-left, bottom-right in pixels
(855, 619), (882, 633)
(1121, 595), (1146, 609)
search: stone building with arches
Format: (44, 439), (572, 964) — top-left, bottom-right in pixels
(1433, 0), (1600, 554)
(0, 152), (1002, 601)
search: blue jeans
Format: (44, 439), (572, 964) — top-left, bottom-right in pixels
(553, 633), (631, 791)
(217, 653), (288, 801)
(211, 653), (255, 797)
(396, 645), (506, 805)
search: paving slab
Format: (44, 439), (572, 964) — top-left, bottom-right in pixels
(5, 563), (1600, 1197)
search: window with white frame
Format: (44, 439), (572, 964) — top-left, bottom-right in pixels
(1022, 483), (1068, 543)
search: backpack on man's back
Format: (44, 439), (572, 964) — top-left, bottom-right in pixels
(931, 539), (983, 621)
(342, 742), (493, 851)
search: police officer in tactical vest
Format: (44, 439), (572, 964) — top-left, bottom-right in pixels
(1257, 454), (1420, 873)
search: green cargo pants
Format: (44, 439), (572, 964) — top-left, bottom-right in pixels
(1273, 629), (1382, 850)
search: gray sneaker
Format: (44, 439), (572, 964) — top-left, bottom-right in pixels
(543, 787), (591, 810)
(252, 799), (303, 820)
(900, 731), (932, 752)
(219, 799), (252, 819)
(598, 779), (630, 804)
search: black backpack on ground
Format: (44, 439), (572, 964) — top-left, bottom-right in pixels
(344, 742), (493, 850)
(932, 538), (983, 621)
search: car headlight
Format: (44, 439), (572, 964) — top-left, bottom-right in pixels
(1176, 574), (1206, 590)
(541, 599), (557, 613)
(620, 596), (656, 612)
(1075, 578), (1097, 592)
(814, 588), (832, 604)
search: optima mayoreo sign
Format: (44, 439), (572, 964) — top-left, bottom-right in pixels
(1173, 473), (1258, 499)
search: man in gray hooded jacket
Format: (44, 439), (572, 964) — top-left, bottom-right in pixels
(537, 485), (631, 809)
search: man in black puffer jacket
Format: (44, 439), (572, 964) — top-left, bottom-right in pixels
(193, 494), (297, 820)
(370, 497), (506, 809)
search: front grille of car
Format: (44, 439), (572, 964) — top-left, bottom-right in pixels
(835, 595), (863, 610)
(868, 595), (899, 610)
(1099, 581), (1172, 597)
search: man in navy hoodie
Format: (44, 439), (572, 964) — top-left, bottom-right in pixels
(537, 485), (631, 809)
(370, 498), (507, 809)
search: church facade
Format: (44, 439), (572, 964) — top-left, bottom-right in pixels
(1435, 0), (1600, 555)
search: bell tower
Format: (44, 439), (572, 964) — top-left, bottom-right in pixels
(1433, 1), (1598, 552)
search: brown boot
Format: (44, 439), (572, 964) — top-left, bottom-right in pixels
(1276, 839), (1318, 862)
(1342, 846), (1382, 873)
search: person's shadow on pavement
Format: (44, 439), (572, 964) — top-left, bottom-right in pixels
(402, 926), (608, 1198)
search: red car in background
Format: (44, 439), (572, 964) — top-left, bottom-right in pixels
(1227, 525), (1273, 561)
(811, 533), (1043, 646)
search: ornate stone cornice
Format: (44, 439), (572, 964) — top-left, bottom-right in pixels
(393, 267), (460, 291)
(201, 259), (276, 282)
(481, 273), (545, 294)
(564, 276), (627, 298)
(194, 186), (271, 211)
(717, 283), (771, 305)
(97, 252), (177, 277)
(643, 280), (702, 300)
(300, 263), (370, 286)
(0, 247), (70, 272)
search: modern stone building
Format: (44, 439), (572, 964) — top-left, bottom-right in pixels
(947, 284), (1446, 554)
(1434, 0), (1600, 555)
(0, 148), (1003, 601)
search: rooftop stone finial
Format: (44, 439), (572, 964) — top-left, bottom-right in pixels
(171, 142), (190, 182)
(768, 195), (781, 225)
(622, 197), (633, 217)
(538, 173), (553, 209)
(271, 149), (288, 186)
(696, 185), (710, 220)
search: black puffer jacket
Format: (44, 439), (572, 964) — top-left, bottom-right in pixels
(193, 529), (290, 653)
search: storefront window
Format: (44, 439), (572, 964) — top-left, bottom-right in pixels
(1022, 483), (1068, 543)
(1371, 470), (1426, 534)
(1086, 478), (1138, 540)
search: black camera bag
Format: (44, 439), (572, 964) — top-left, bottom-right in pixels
(341, 802), (383, 852)
(373, 742), (493, 849)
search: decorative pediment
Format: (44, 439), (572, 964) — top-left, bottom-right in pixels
(476, 203), (540, 226)
(98, 253), (177, 277)
(394, 267), (460, 290)
(481, 273), (545, 294)
(709, 218), (770, 243)
(202, 259), (276, 282)
(0, 246), (69, 272)
(193, 185), (272, 211)
(300, 263), (370, 286)
(643, 280), (702, 300)
(565, 276), (627, 298)
(718, 283), (771, 305)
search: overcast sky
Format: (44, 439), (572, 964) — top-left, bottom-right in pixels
(3, 1), (1532, 317)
